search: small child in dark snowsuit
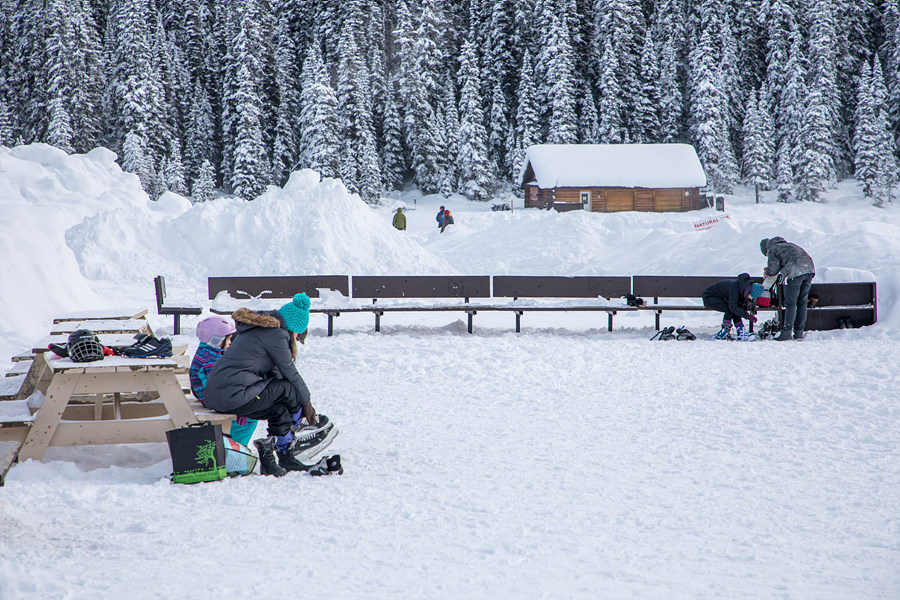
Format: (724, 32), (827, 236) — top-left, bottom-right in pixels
(702, 273), (763, 341)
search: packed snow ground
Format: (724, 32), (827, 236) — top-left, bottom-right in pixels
(1, 145), (898, 599)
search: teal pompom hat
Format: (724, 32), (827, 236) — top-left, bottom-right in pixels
(278, 293), (311, 333)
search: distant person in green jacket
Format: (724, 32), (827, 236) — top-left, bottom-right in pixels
(392, 207), (406, 230)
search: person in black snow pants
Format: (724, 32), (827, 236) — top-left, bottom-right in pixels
(204, 293), (321, 476)
(702, 273), (764, 341)
(760, 237), (815, 341)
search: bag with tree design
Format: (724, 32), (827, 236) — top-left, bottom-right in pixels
(166, 422), (227, 484)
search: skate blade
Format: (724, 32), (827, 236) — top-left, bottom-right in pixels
(295, 427), (339, 465)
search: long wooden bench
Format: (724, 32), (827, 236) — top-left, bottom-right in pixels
(491, 275), (635, 332)
(352, 275), (492, 333)
(209, 275), (350, 336)
(632, 275), (876, 331)
(632, 275), (738, 331)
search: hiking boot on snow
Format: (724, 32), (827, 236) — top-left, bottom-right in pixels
(774, 328), (793, 341)
(254, 437), (287, 477)
(276, 449), (309, 472)
(793, 330), (805, 340)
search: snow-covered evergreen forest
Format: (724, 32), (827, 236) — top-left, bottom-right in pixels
(1, 0), (898, 206)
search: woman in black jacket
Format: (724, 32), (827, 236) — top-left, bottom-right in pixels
(702, 273), (763, 341)
(205, 293), (319, 475)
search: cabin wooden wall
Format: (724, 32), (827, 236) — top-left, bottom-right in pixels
(523, 186), (704, 212)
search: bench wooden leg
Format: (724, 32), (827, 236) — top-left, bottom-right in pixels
(467, 311), (475, 334)
(327, 313), (334, 337)
(515, 311), (522, 333)
(173, 313), (182, 335)
(655, 310), (661, 331)
(608, 312), (614, 332)
(375, 311), (382, 333)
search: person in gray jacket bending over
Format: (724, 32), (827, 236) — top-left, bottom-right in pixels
(760, 237), (815, 341)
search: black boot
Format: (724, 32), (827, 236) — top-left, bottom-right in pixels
(774, 328), (793, 341)
(276, 449), (309, 472)
(254, 437), (287, 477)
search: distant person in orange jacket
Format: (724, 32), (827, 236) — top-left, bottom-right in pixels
(440, 209), (454, 233)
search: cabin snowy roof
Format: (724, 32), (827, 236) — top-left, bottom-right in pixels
(519, 144), (707, 189)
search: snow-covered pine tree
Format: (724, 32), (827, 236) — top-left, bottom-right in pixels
(271, 15), (302, 186)
(808, 0), (840, 182)
(192, 159), (216, 203)
(545, 9), (578, 144)
(107, 0), (168, 189)
(185, 80), (215, 186)
(488, 81), (511, 176)
(882, 0), (900, 154)
(0, 97), (13, 146)
(45, 0), (74, 153)
(633, 28), (661, 143)
(854, 60), (879, 199)
(689, 26), (738, 193)
(381, 76), (407, 190)
(578, 82), (600, 143)
(298, 40), (340, 179)
(122, 130), (153, 193)
(67, 0), (105, 153)
(336, 22), (382, 204)
(596, 36), (625, 143)
(440, 82), (461, 194)
(456, 38), (493, 200)
(511, 48), (540, 181)
(775, 139), (793, 202)
(47, 97), (74, 154)
(742, 89), (772, 203)
(591, 0), (644, 137)
(163, 139), (188, 195)
(793, 82), (831, 202)
(227, 19), (269, 201)
(650, 0), (686, 144)
(871, 56), (898, 205)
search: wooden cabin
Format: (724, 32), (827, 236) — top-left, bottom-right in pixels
(518, 144), (708, 213)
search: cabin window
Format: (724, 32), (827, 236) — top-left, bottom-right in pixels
(580, 191), (590, 204)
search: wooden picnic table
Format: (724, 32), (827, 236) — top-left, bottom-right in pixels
(49, 318), (152, 336)
(0, 352), (231, 484)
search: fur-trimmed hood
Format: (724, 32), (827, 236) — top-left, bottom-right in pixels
(232, 308), (285, 332)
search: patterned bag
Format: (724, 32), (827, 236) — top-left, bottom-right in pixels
(166, 422), (227, 484)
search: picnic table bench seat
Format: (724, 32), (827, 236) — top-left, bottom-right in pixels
(52, 308), (148, 324)
(50, 319), (152, 336)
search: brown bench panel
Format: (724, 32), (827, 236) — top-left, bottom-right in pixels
(208, 275), (350, 300)
(632, 275), (733, 298)
(493, 276), (631, 299)
(351, 276), (490, 299)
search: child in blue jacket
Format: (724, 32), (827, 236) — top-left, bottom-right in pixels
(189, 315), (258, 446)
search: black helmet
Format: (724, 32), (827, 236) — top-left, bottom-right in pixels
(68, 329), (105, 363)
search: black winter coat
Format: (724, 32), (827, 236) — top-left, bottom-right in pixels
(702, 272), (754, 320)
(204, 308), (311, 413)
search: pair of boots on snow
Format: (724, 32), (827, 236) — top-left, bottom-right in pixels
(253, 415), (342, 477)
(714, 319), (756, 341)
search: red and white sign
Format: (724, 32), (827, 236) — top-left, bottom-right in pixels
(693, 214), (731, 231)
